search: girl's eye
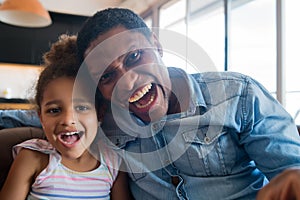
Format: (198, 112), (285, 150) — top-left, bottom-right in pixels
(75, 105), (91, 112)
(125, 49), (142, 66)
(46, 107), (61, 114)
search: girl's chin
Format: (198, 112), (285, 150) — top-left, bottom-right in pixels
(61, 150), (86, 160)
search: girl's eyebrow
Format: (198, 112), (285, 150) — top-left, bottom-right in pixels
(44, 100), (61, 106)
(72, 98), (94, 104)
(44, 98), (94, 106)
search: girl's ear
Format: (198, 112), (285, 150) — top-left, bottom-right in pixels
(38, 110), (44, 126)
(151, 32), (163, 57)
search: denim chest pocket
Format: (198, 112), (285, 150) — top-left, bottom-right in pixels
(110, 134), (166, 181)
(106, 134), (146, 181)
(173, 126), (238, 176)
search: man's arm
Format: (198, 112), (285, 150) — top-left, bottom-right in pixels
(110, 170), (134, 200)
(257, 168), (300, 200)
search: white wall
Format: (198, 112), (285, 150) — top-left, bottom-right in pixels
(0, 63), (42, 99)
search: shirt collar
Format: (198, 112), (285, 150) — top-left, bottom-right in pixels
(167, 67), (207, 115)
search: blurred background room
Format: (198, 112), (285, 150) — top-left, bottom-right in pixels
(0, 0), (299, 124)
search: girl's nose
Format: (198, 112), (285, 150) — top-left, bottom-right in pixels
(60, 109), (76, 126)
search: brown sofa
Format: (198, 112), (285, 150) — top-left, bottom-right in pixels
(0, 127), (44, 189)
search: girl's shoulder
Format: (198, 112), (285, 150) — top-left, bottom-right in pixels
(92, 141), (123, 181)
(13, 139), (53, 178)
(98, 141), (122, 167)
(13, 142), (50, 181)
(13, 139), (55, 158)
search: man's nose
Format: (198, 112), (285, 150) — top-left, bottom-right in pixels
(111, 59), (139, 91)
(117, 68), (139, 91)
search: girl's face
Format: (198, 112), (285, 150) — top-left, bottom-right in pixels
(39, 77), (98, 160)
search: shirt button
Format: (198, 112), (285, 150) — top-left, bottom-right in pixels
(204, 136), (210, 143)
(159, 121), (165, 126)
(152, 124), (158, 131)
(178, 190), (183, 196)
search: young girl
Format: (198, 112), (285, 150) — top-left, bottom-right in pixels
(0, 35), (132, 200)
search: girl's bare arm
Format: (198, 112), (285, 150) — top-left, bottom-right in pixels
(0, 148), (47, 200)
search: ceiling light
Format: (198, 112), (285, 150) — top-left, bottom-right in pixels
(0, 0), (52, 28)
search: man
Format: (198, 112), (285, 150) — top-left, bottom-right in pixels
(76, 8), (300, 199)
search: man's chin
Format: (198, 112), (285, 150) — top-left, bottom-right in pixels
(134, 106), (168, 123)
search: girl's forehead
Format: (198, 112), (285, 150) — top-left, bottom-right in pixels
(42, 77), (94, 104)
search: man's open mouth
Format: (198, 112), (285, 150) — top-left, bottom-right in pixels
(58, 131), (83, 145)
(128, 83), (156, 109)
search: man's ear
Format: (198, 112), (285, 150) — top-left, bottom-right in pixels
(151, 32), (163, 57)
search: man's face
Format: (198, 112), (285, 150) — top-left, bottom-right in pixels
(84, 26), (171, 123)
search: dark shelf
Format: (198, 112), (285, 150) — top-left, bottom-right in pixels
(0, 12), (88, 65)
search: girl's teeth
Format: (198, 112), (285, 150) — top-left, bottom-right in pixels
(64, 132), (77, 136)
(129, 84), (152, 103)
(60, 131), (83, 145)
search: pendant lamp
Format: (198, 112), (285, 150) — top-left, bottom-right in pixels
(0, 0), (52, 28)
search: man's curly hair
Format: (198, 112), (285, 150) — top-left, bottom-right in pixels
(77, 8), (152, 63)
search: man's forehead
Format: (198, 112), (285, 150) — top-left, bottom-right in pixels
(82, 29), (153, 81)
(85, 30), (151, 62)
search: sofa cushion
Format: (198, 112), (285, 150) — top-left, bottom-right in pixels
(0, 127), (44, 190)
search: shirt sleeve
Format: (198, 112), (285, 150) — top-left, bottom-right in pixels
(240, 76), (300, 179)
(98, 141), (123, 182)
(13, 138), (55, 158)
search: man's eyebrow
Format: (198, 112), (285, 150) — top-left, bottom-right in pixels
(121, 45), (137, 58)
(127, 44), (135, 51)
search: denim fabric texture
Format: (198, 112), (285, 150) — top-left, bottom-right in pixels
(0, 110), (41, 129)
(101, 67), (300, 200)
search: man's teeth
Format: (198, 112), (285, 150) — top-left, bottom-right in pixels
(135, 93), (155, 108)
(129, 84), (152, 103)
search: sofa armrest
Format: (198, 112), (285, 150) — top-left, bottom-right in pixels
(0, 127), (44, 190)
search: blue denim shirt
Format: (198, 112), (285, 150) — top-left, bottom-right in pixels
(101, 67), (300, 200)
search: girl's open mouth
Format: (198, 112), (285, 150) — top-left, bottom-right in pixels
(58, 131), (83, 147)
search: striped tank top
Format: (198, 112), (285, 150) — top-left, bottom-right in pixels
(13, 139), (121, 200)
